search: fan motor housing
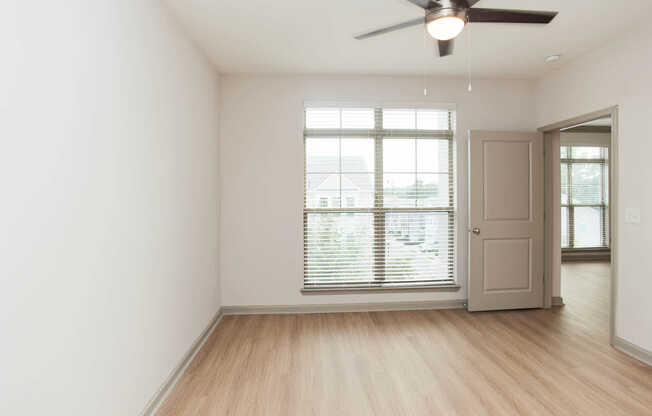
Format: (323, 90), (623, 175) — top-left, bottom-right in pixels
(425, 7), (468, 25)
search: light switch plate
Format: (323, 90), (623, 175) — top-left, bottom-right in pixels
(625, 208), (641, 224)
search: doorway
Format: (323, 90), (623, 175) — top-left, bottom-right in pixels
(539, 107), (618, 345)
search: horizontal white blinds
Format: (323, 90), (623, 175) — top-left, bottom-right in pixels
(304, 107), (455, 288)
(561, 145), (609, 249)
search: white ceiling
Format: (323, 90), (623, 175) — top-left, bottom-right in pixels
(165, 0), (652, 79)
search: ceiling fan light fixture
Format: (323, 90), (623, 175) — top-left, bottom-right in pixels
(426, 9), (467, 41)
(545, 54), (562, 63)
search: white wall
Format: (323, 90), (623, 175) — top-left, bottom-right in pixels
(220, 75), (536, 307)
(0, 1), (220, 414)
(536, 22), (652, 352)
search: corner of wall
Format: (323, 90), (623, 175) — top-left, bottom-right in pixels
(216, 72), (223, 309)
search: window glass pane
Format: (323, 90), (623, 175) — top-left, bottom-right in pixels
(560, 146), (569, 159)
(574, 207), (602, 248)
(383, 138), (415, 172)
(561, 163), (569, 204)
(305, 213), (373, 283)
(416, 110), (449, 130)
(571, 146), (602, 159)
(306, 138), (338, 173)
(561, 207), (569, 248)
(417, 139), (448, 173)
(341, 138), (374, 172)
(306, 174), (339, 208)
(417, 174), (449, 207)
(383, 109), (416, 129)
(306, 108), (340, 129)
(341, 108), (374, 129)
(385, 212), (451, 281)
(341, 173), (374, 208)
(571, 163), (602, 204)
(384, 173), (416, 208)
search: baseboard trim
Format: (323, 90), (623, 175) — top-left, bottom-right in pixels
(221, 299), (467, 315)
(140, 308), (224, 416)
(552, 296), (564, 307)
(613, 336), (652, 367)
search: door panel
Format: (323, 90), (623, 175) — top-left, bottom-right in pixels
(469, 131), (543, 311)
(483, 141), (531, 221)
(483, 238), (531, 292)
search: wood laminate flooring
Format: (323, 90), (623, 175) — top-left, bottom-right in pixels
(158, 262), (652, 415)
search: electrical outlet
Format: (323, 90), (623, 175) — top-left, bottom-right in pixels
(625, 208), (641, 224)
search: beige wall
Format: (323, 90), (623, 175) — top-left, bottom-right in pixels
(219, 74), (536, 307)
(536, 22), (652, 352)
(0, 1), (220, 414)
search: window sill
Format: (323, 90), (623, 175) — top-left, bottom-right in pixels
(561, 247), (610, 252)
(301, 282), (461, 294)
(562, 248), (610, 262)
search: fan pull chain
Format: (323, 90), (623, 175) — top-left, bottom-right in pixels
(423, 24), (428, 96)
(467, 24), (473, 93)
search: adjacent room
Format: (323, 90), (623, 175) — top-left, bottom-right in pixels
(2, 1), (651, 415)
(559, 118), (612, 322)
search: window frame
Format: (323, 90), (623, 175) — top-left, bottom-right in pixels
(303, 107), (457, 290)
(561, 145), (609, 249)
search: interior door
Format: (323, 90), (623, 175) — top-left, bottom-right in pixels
(468, 131), (544, 312)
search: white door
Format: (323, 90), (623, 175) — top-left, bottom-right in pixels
(468, 131), (544, 312)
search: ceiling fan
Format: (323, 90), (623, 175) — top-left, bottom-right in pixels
(355, 0), (558, 57)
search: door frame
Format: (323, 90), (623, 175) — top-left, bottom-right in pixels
(537, 106), (619, 346)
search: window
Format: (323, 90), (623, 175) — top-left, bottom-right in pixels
(561, 145), (609, 249)
(304, 107), (456, 289)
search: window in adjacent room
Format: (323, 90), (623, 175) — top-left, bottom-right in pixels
(561, 145), (609, 249)
(303, 106), (456, 289)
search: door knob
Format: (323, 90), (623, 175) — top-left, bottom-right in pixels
(472, 227), (480, 235)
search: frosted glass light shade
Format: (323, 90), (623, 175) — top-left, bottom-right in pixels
(426, 16), (465, 40)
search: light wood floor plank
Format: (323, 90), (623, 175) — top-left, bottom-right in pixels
(158, 262), (652, 415)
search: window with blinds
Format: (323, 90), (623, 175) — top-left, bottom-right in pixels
(561, 145), (609, 249)
(304, 107), (456, 289)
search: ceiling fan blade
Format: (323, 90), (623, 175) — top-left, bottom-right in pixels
(354, 17), (425, 40)
(468, 8), (558, 24)
(437, 39), (454, 57)
(406, 0), (440, 9)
